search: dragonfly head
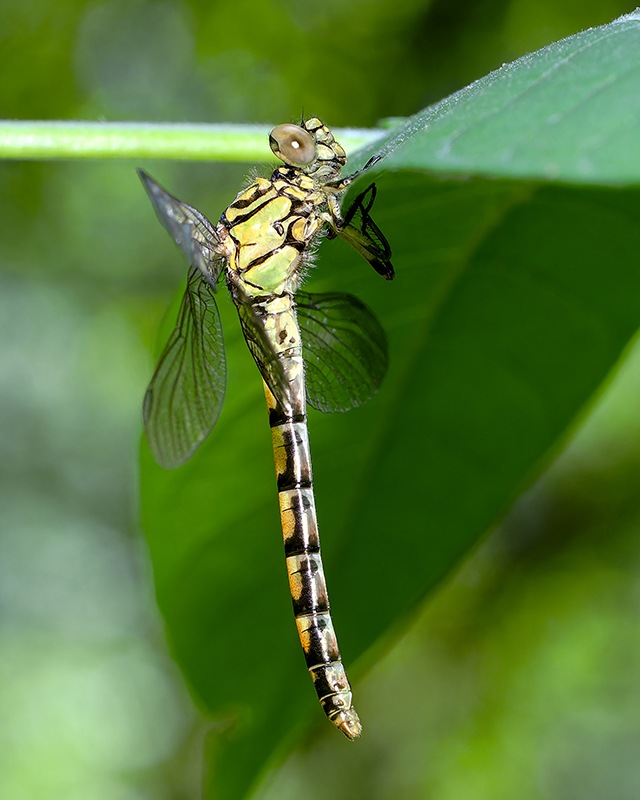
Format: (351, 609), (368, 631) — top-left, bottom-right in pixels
(269, 117), (347, 180)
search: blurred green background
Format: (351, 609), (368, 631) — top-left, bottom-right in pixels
(1, 1), (639, 798)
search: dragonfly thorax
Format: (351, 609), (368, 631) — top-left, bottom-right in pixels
(220, 167), (328, 296)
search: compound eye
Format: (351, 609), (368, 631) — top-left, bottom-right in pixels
(269, 124), (316, 166)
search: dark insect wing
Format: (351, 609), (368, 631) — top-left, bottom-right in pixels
(144, 267), (226, 468)
(339, 183), (395, 281)
(296, 290), (388, 413)
(137, 170), (225, 287)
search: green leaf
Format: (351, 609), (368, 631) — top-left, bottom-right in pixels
(139, 12), (640, 800)
(354, 10), (640, 184)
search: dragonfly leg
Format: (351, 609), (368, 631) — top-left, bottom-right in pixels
(325, 155), (383, 193)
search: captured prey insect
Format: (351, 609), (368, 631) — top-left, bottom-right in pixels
(138, 117), (394, 739)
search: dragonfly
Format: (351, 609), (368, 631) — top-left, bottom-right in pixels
(138, 116), (394, 739)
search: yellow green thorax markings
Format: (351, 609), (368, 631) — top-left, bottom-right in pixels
(138, 115), (394, 740)
(221, 119), (345, 298)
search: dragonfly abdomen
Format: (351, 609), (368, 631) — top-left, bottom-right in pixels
(270, 414), (362, 739)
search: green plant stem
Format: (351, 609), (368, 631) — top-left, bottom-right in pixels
(0, 120), (385, 162)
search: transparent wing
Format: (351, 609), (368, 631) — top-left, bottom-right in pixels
(296, 290), (388, 413)
(143, 267), (226, 468)
(138, 169), (225, 287)
(232, 287), (292, 405)
(339, 183), (395, 281)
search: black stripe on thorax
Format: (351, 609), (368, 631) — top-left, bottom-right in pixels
(238, 239), (306, 273)
(223, 194), (273, 226)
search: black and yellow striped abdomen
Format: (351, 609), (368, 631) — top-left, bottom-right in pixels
(256, 291), (361, 739)
(269, 412), (361, 739)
